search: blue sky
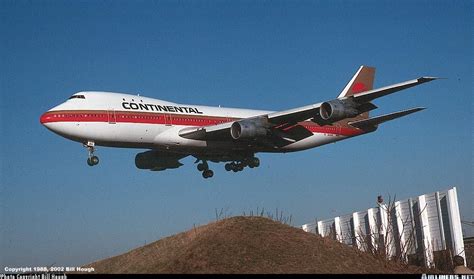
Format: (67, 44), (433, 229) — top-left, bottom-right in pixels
(1, 0), (472, 268)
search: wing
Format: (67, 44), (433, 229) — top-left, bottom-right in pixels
(255, 75), (437, 127)
(179, 68), (437, 142)
(349, 77), (438, 103)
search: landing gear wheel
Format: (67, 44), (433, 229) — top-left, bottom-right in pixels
(249, 157), (260, 168)
(87, 156), (99, 166)
(202, 169), (214, 178)
(197, 163), (206, 172)
(197, 160), (209, 172)
(225, 163), (232, 171)
(91, 156), (99, 165)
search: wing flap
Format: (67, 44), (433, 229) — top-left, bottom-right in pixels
(179, 122), (233, 140)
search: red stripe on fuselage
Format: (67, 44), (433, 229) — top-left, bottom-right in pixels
(40, 110), (363, 137)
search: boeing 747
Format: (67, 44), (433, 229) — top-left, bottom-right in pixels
(40, 66), (437, 178)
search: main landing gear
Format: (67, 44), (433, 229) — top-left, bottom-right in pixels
(195, 156), (260, 179)
(224, 157), (260, 173)
(197, 160), (214, 179)
(84, 141), (99, 166)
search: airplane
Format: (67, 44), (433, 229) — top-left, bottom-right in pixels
(40, 66), (437, 178)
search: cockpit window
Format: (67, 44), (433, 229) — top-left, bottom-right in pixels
(68, 95), (86, 100)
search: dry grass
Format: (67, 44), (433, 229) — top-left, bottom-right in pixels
(84, 216), (431, 274)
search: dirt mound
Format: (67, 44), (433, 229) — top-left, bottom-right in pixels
(85, 216), (426, 273)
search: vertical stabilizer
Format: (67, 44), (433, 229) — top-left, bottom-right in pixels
(338, 66), (376, 98)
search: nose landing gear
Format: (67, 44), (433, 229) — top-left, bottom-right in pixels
(87, 156), (99, 166)
(84, 141), (99, 166)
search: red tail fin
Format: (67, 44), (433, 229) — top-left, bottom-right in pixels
(338, 66), (376, 98)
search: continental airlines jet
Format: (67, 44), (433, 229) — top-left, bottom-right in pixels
(40, 66), (437, 178)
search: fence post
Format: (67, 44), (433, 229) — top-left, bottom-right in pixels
(317, 221), (324, 237)
(368, 208), (377, 251)
(446, 187), (466, 265)
(334, 217), (342, 243)
(353, 212), (362, 250)
(395, 201), (408, 262)
(435, 191), (446, 251)
(418, 194), (434, 267)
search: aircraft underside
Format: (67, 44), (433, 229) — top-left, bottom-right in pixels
(70, 124), (356, 179)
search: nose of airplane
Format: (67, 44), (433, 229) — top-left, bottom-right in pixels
(40, 111), (50, 125)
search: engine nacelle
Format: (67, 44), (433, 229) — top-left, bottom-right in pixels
(230, 119), (267, 140)
(135, 151), (183, 170)
(319, 99), (360, 122)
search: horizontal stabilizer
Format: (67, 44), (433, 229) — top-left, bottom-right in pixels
(348, 107), (425, 129)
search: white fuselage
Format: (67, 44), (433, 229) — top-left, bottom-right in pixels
(40, 92), (364, 155)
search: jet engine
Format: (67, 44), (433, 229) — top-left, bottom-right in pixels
(230, 118), (268, 140)
(319, 99), (360, 122)
(135, 150), (184, 171)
